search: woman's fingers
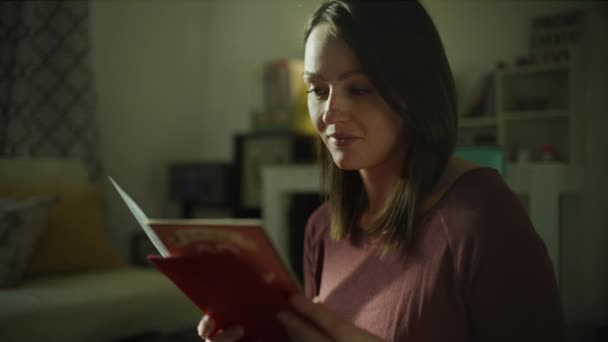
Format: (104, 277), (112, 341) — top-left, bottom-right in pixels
(210, 326), (245, 342)
(288, 295), (347, 338)
(197, 315), (216, 339)
(197, 315), (243, 342)
(286, 295), (381, 342)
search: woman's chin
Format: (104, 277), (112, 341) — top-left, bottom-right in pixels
(332, 157), (361, 171)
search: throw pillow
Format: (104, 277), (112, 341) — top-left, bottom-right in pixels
(0, 184), (127, 276)
(0, 196), (56, 287)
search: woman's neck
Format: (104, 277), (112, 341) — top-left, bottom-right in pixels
(357, 157), (479, 228)
(358, 154), (404, 225)
(359, 169), (399, 215)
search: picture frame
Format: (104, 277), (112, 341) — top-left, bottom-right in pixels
(168, 162), (235, 218)
(234, 132), (316, 217)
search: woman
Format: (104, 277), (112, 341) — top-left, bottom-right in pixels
(199, 1), (566, 341)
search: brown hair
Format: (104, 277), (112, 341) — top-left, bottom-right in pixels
(304, 0), (458, 250)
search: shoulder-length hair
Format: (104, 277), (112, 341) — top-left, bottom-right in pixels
(304, 0), (458, 250)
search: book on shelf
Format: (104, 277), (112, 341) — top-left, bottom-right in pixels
(109, 178), (300, 342)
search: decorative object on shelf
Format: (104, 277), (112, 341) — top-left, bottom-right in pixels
(540, 144), (558, 162)
(529, 10), (583, 64)
(472, 134), (497, 146)
(501, 63), (569, 113)
(462, 72), (496, 118)
(493, 61), (573, 163)
(168, 162), (235, 218)
(457, 71), (499, 147)
(252, 58), (314, 135)
(514, 55), (535, 67)
(457, 72), (498, 147)
(454, 146), (505, 176)
(234, 133), (316, 218)
(459, 61), (573, 163)
(516, 147), (533, 163)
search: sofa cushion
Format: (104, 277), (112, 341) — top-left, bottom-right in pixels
(0, 196), (56, 287)
(0, 268), (201, 342)
(0, 184), (126, 276)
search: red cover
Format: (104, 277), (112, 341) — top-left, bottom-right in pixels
(147, 222), (300, 341)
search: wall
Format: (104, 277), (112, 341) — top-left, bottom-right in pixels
(91, 0), (323, 254)
(91, 0), (216, 253)
(194, 0), (323, 159)
(422, 0), (588, 113)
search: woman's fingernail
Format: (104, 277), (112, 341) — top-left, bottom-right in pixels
(312, 296), (321, 303)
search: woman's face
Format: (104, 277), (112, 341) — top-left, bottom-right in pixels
(304, 23), (405, 172)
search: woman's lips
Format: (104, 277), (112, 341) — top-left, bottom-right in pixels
(327, 134), (360, 147)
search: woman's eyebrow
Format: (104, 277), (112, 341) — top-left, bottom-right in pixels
(303, 69), (364, 81)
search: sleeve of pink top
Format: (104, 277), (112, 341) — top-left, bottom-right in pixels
(451, 189), (567, 341)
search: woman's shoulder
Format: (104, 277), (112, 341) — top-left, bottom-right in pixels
(435, 165), (534, 245)
(443, 166), (516, 212)
(424, 157), (512, 218)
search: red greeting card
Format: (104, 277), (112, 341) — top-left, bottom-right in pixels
(110, 178), (300, 341)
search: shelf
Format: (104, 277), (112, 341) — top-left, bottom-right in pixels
(497, 62), (570, 76)
(459, 116), (497, 128)
(503, 110), (569, 121)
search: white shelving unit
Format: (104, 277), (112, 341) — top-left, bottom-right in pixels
(502, 109), (569, 121)
(459, 116), (497, 128)
(458, 62), (577, 163)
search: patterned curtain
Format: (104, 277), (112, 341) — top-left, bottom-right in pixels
(0, 0), (101, 180)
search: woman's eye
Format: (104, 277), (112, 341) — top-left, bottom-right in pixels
(349, 87), (372, 96)
(307, 88), (328, 98)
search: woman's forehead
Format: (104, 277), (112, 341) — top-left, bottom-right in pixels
(304, 24), (361, 80)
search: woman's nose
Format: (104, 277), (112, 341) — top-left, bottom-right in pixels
(322, 90), (348, 124)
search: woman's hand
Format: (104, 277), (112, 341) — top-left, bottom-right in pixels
(196, 314), (244, 342)
(277, 295), (384, 342)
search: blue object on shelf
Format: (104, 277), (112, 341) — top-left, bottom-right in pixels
(454, 146), (505, 176)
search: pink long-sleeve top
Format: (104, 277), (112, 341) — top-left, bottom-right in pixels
(303, 168), (566, 341)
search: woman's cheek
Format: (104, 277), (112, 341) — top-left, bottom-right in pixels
(308, 103), (324, 133)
